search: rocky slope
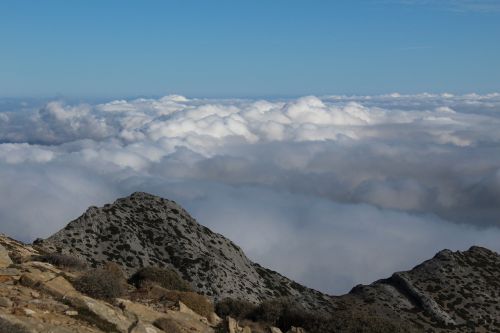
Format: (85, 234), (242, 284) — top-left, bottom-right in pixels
(0, 233), (292, 333)
(36, 192), (333, 311)
(335, 246), (500, 332)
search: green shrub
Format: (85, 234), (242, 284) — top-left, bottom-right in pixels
(216, 298), (256, 320)
(73, 262), (127, 300)
(153, 318), (183, 333)
(36, 253), (87, 270)
(129, 267), (192, 292)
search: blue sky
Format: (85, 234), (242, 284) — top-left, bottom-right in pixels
(0, 0), (499, 98)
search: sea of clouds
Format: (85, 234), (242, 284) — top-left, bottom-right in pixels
(1, 93), (500, 294)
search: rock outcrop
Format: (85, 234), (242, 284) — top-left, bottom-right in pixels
(0, 235), (219, 333)
(0, 245), (12, 269)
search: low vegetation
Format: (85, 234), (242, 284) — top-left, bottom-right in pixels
(215, 298), (256, 319)
(161, 290), (214, 318)
(73, 262), (127, 300)
(35, 252), (87, 270)
(129, 266), (192, 291)
(216, 297), (422, 333)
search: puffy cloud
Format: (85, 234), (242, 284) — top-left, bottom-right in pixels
(1, 93), (500, 294)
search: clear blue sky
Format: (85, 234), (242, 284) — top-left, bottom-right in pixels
(1, 0), (499, 98)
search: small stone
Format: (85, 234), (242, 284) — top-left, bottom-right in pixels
(65, 310), (78, 316)
(0, 297), (12, 308)
(23, 308), (36, 316)
(30, 290), (40, 298)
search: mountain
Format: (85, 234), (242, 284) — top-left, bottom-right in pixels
(337, 246), (500, 332)
(34, 192), (500, 332)
(36, 192), (333, 311)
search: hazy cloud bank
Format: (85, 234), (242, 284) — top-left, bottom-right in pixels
(1, 93), (500, 294)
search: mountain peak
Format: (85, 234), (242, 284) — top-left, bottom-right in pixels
(37, 192), (332, 311)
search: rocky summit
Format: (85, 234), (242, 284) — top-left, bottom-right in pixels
(37, 192), (333, 311)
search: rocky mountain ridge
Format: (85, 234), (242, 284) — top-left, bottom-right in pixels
(4, 192), (500, 332)
(341, 246), (500, 332)
(36, 192), (332, 311)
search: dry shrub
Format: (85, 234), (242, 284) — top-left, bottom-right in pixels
(215, 298), (256, 319)
(35, 252), (87, 270)
(129, 267), (192, 291)
(250, 298), (303, 327)
(73, 262), (127, 300)
(153, 318), (183, 333)
(162, 290), (214, 318)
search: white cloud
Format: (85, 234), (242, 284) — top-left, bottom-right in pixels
(1, 92), (500, 294)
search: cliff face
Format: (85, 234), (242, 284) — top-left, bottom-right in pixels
(37, 192), (333, 311)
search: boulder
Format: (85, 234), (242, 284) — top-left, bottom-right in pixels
(227, 316), (239, 333)
(0, 312), (74, 333)
(117, 298), (213, 332)
(0, 267), (20, 283)
(0, 268), (20, 276)
(270, 327), (284, 333)
(130, 321), (163, 333)
(208, 311), (223, 326)
(20, 271), (77, 300)
(65, 293), (135, 333)
(42, 275), (77, 299)
(0, 244), (13, 268)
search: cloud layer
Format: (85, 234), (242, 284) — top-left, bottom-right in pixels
(1, 93), (500, 294)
